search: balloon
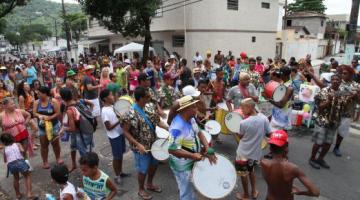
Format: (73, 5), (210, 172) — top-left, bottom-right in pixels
(303, 104), (311, 112)
(303, 112), (311, 120)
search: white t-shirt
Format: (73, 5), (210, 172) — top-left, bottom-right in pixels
(101, 106), (123, 139)
(60, 182), (78, 200)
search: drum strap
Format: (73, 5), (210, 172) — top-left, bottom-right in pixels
(133, 104), (155, 132)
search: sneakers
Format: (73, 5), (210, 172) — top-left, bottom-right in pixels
(309, 159), (320, 169)
(333, 148), (342, 157)
(316, 159), (330, 169)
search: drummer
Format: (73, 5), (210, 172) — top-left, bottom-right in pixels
(234, 98), (271, 200)
(168, 95), (217, 200)
(121, 86), (169, 200)
(226, 72), (258, 111)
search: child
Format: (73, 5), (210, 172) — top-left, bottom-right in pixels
(158, 73), (180, 109)
(79, 152), (117, 200)
(51, 164), (78, 200)
(0, 133), (37, 200)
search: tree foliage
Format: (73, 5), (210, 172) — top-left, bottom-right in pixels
(79, 0), (162, 62)
(4, 23), (51, 47)
(0, 0), (27, 19)
(288, 0), (326, 14)
(62, 12), (87, 42)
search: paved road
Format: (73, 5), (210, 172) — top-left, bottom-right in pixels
(0, 122), (359, 200)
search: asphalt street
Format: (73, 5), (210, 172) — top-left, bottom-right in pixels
(0, 121), (359, 200)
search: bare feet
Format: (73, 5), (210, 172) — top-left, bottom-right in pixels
(138, 190), (152, 200)
(236, 192), (250, 200)
(15, 193), (23, 200)
(252, 190), (259, 199)
(146, 184), (162, 193)
(42, 162), (50, 169)
(57, 159), (64, 165)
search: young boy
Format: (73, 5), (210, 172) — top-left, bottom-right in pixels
(235, 98), (271, 200)
(261, 130), (320, 200)
(79, 152), (117, 200)
(208, 68), (225, 108)
(100, 89), (129, 185)
(158, 73), (180, 109)
(51, 164), (78, 200)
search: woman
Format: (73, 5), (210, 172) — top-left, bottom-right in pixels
(18, 81), (39, 150)
(99, 67), (111, 91)
(0, 97), (32, 156)
(51, 77), (63, 103)
(0, 80), (11, 104)
(31, 79), (41, 100)
(33, 86), (62, 169)
(128, 63), (140, 95)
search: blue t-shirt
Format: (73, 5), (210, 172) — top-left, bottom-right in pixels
(145, 67), (155, 88)
(356, 65), (360, 72)
(26, 66), (37, 85)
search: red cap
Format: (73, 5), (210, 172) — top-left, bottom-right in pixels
(240, 52), (247, 58)
(268, 130), (288, 147)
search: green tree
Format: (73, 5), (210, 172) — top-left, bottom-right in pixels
(79, 0), (162, 62)
(62, 12), (87, 42)
(0, 0), (27, 19)
(288, 0), (326, 14)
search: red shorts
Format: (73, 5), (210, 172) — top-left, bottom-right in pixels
(14, 129), (29, 143)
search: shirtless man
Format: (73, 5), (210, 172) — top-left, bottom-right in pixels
(261, 130), (320, 200)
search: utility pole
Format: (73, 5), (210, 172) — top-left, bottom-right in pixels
(345, 0), (360, 63)
(283, 0), (288, 30)
(61, 0), (71, 52)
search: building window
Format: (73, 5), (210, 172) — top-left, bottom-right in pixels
(173, 36), (185, 47)
(321, 20), (324, 27)
(252, 36), (256, 43)
(287, 20), (292, 27)
(227, 0), (238, 10)
(261, 2), (270, 9)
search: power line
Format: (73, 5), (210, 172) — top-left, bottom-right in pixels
(157, 0), (204, 15)
(161, 0), (193, 9)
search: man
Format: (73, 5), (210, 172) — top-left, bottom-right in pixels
(235, 98), (271, 200)
(214, 50), (223, 66)
(208, 68), (225, 108)
(65, 70), (80, 101)
(168, 95), (216, 200)
(261, 130), (320, 200)
(241, 58), (261, 89)
(144, 60), (157, 91)
(192, 68), (201, 88)
(178, 58), (193, 90)
(116, 59), (130, 90)
(309, 74), (346, 169)
(24, 62), (37, 85)
(158, 73), (180, 109)
(192, 51), (203, 64)
(82, 65), (101, 117)
(231, 58), (242, 86)
(227, 73), (258, 111)
(100, 89), (129, 185)
(333, 66), (360, 156)
(255, 56), (265, 74)
(55, 57), (67, 81)
(121, 86), (168, 200)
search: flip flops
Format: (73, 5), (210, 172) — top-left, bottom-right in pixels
(146, 185), (162, 193)
(138, 192), (152, 200)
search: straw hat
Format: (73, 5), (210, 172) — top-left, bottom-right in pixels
(177, 96), (199, 112)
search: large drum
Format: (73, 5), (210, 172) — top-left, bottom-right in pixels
(192, 154), (237, 199)
(155, 126), (170, 139)
(114, 95), (134, 116)
(204, 120), (221, 135)
(215, 102), (231, 135)
(225, 109), (247, 143)
(151, 139), (170, 161)
(264, 81), (287, 102)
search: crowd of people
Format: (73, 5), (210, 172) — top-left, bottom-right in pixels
(0, 50), (359, 200)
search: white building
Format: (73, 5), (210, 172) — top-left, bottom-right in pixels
(86, 0), (280, 61)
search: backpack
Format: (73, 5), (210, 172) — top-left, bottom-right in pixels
(74, 103), (97, 135)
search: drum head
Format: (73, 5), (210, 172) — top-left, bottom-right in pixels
(205, 120), (221, 135)
(151, 139), (169, 161)
(200, 130), (212, 144)
(156, 126), (170, 139)
(192, 154), (237, 199)
(273, 85), (286, 102)
(114, 99), (132, 115)
(224, 112), (243, 133)
(216, 102), (229, 111)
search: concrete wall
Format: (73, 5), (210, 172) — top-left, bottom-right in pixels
(289, 17), (326, 39)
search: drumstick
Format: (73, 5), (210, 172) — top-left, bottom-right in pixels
(145, 148), (166, 152)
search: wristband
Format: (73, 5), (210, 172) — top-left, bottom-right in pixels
(207, 147), (215, 155)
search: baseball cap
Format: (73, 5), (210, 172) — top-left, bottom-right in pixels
(67, 70), (76, 77)
(240, 52), (247, 59)
(182, 85), (200, 97)
(124, 59), (131, 64)
(170, 55), (176, 59)
(268, 130), (288, 147)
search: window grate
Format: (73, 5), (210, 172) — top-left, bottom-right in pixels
(173, 36), (185, 47)
(261, 2), (270, 9)
(228, 0), (238, 10)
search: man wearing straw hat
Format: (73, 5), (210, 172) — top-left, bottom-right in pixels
(168, 95), (217, 200)
(82, 65), (101, 117)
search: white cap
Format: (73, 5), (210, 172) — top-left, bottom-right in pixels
(170, 55), (176, 59)
(182, 85), (200, 97)
(124, 59), (131, 64)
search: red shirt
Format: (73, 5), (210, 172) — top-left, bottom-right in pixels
(56, 63), (66, 78)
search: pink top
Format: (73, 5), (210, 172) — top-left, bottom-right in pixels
(1, 109), (26, 138)
(129, 69), (140, 88)
(4, 143), (24, 164)
(100, 79), (111, 91)
(255, 64), (265, 74)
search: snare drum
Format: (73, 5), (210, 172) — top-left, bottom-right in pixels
(151, 139), (170, 161)
(225, 109), (248, 143)
(155, 126), (170, 139)
(264, 81), (287, 102)
(114, 95), (134, 116)
(200, 130), (212, 144)
(215, 102), (231, 135)
(192, 154), (237, 199)
(204, 120), (221, 135)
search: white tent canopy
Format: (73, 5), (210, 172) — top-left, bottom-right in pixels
(113, 42), (156, 59)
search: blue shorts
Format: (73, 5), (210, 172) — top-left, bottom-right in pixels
(109, 135), (125, 160)
(7, 159), (30, 175)
(133, 151), (158, 174)
(70, 132), (93, 156)
(38, 122), (61, 137)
